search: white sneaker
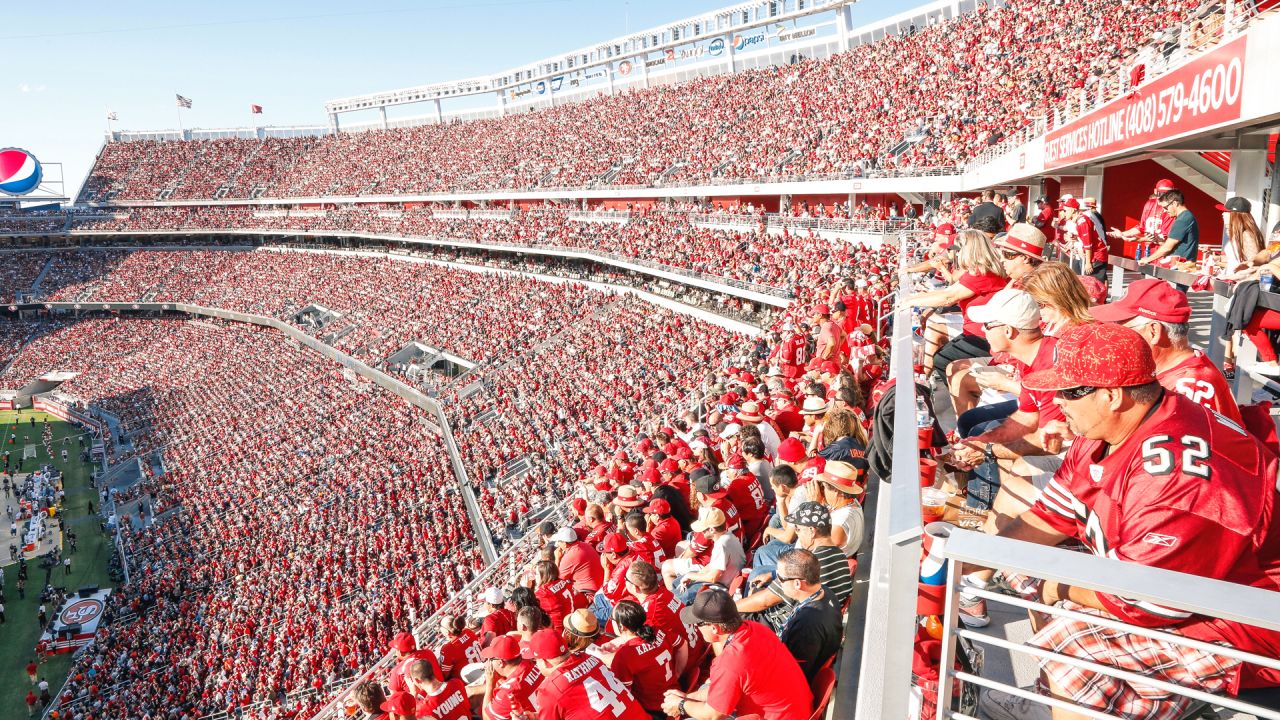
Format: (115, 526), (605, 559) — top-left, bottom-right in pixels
(979, 687), (1052, 720)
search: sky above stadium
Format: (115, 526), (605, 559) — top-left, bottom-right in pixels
(6, 0), (904, 196)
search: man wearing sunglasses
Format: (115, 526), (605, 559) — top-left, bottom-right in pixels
(979, 322), (1280, 720)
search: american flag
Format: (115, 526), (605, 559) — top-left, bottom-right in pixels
(106, 111), (118, 121)
(175, 94), (193, 109)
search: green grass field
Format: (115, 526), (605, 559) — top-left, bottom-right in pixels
(0, 410), (112, 720)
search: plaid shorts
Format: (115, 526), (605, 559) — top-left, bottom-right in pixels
(1029, 602), (1241, 720)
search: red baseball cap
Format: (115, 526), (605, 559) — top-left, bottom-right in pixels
(571, 497), (587, 514)
(481, 634), (522, 661)
(819, 360), (841, 376)
(1154, 178), (1176, 193)
(380, 692), (417, 716)
(1061, 198), (1081, 210)
(1090, 279), (1190, 323)
(602, 533), (628, 553)
(391, 632), (417, 654)
(659, 459), (680, 473)
(812, 304), (831, 316)
(524, 629), (568, 660)
(643, 498), (671, 514)
(1022, 323), (1156, 391)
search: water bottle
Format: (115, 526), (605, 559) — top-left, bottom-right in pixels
(1262, 269), (1274, 293)
(915, 394), (932, 429)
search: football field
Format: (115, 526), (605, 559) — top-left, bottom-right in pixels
(0, 410), (112, 720)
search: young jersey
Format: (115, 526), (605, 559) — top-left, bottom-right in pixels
(438, 630), (483, 680)
(609, 630), (677, 712)
(1031, 392), (1280, 686)
(415, 679), (470, 720)
(534, 653), (648, 720)
(1157, 350), (1242, 424)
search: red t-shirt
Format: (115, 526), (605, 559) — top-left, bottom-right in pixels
(1139, 197), (1175, 238)
(1157, 350), (1242, 424)
(1072, 215), (1107, 265)
(534, 653), (648, 720)
(725, 472), (769, 538)
(649, 517), (682, 559)
(536, 577), (580, 630)
(559, 541), (604, 593)
(601, 553), (641, 604)
(958, 271), (1009, 336)
(1014, 337), (1065, 429)
(705, 620), (813, 720)
(709, 497), (743, 539)
(389, 650), (445, 694)
(485, 660), (542, 720)
(640, 587), (689, 652)
(483, 608), (516, 637)
(415, 679), (470, 720)
(1032, 392), (1280, 689)
(438, 630), (483, 680)
(610, 630), (677, 712)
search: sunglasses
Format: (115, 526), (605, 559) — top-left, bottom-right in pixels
(1001, 250), (1023, 260)
(775, 574), (800, 584)
(982, 322), (1006, 330)
(1056, 385), (1098, 400)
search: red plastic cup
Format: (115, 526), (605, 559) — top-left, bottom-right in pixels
(917, 426), (933, 450)
(919, 458), (938, 488)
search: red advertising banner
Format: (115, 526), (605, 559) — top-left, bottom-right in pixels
(1045, 36), (1247, 169)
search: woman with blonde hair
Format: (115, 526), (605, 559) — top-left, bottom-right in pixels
(905, 229), (1008, 379)
(1019, 262), (1095, 336)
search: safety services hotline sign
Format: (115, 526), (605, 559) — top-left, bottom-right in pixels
(1045, 36), (1246, 169)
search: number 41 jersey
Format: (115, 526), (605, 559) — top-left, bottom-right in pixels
(1032, 391), (1280, 630)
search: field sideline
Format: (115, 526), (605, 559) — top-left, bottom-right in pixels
(0, 410), (112, 720)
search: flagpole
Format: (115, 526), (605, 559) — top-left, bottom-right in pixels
(175, 91), (184, 137)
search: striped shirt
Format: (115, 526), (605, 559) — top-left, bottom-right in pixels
(761, 544), (852, 632)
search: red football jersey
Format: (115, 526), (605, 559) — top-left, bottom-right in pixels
(534, 653), (648, 720)
(536, 577), (579, 630)
(485, 660), (542, 720)
(438, 629), (483, 680)
(609, 630), (677, 712)
(1031, 392), (1280, 686)
(649, 517), (682, 559)
(1157, 350), (1242, 424)
(415, 679), (469, 720)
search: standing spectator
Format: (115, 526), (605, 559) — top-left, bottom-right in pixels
(969, 189), (1006, 230)
(1141, 189), (1199, 266)
(525, 628), (648, 720)
(1003, 193), (1026, 226)
(1107, 178), (1176, 251)
(25, 689), (36, 717)
(660, 590), (812, 720)
(775, 548), (844, 683)
(1031, 197), (1058, 250)
(25, 659), (37, 684)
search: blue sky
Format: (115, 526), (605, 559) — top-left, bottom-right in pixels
(5, 0), (904, 196)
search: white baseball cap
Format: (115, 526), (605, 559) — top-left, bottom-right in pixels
(968, 288), (1041, 331)
(483, 587), (504, 605)
(550, 527), (578, 544)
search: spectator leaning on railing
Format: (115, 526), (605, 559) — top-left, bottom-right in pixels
(978, 322), (1280, 720)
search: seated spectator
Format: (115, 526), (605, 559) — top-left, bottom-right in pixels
(482, 588), (516, 643)
(438, 614), (484, 682)
(525, 627), (648, 720)
(532, 560), (580, 631)
(905, 230), (1008, 379)
(660, 589), (813, 720)
(738, 502), (854, 629)
(1091, 279), (1241, 423)
(351, 680), (390, 719)
(664, 507), (745, 604)
(606, 600), (679, 718)
(812, 460), (866, 557)
(980, 323), (1280, 720)
(775, 548), (845, 683)
(405, 659), (469, 720)
(481, 634), (542, 720)
(554, 526), (604, 596)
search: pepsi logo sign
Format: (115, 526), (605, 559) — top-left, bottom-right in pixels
(732, 32), (766, 51)
(0, 148), (43, 196)
(60, 599), (103, 626)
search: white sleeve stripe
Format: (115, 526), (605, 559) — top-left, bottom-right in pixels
(1039, 484), (1076, 518)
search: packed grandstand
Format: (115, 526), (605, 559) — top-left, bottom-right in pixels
(3, 0), (1280, 719)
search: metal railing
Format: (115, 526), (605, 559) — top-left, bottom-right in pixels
(307, 495), (574, 719)
(689, 212), (919, 235)
(935, 530), (1280, 720)
(851, 248), (1280, 719)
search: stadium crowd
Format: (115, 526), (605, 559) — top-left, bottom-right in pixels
(68, 203), (905, 292)
(2, 318), (483, 718)
(76, 0), (1193, 202)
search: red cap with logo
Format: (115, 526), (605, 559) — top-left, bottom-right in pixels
(1154, 178), (1177, 193)
(1090, 279), (1191, 323)
(1022, 323), (1156, 391)
(524, 629), (569, 660)
(1061, 198), (1081, 210)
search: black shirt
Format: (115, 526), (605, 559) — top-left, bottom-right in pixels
(779, 586), (844, 683)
